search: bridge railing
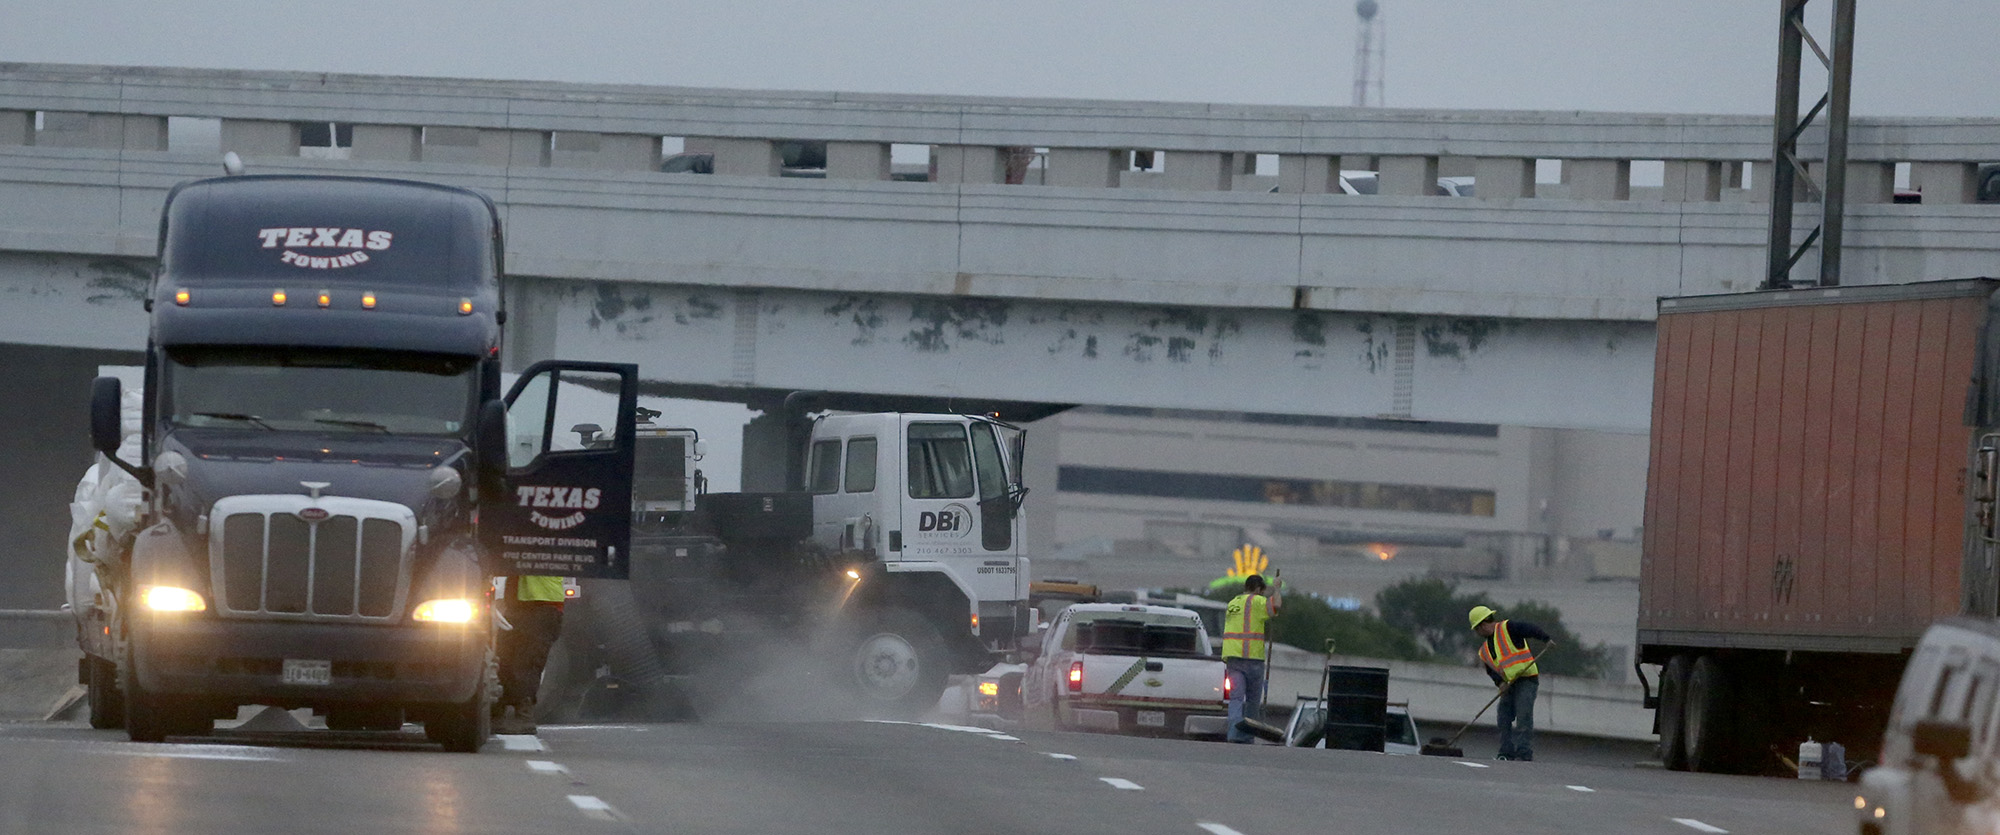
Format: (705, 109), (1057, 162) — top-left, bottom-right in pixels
(3, 62), (1997, 204)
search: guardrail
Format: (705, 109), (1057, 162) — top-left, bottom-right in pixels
(0, 609), (72, 650)
(2, 62), (1996, 202)
(1267, 645), (1652, 742)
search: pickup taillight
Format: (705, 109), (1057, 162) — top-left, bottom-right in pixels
(1223, 672), (1233, 699)
(1067, 661), (1084, 693)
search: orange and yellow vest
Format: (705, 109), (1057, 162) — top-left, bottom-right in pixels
(1478, 620), (1539, 682)
(1222, 593), (1271, 660)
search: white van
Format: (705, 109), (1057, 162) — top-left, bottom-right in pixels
(1857, 619), (2000, 834)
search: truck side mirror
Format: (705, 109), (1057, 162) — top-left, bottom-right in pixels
(1913, 718), (1973, 761)
(476, 399), (508, 480)
(90, 376), (123, 454)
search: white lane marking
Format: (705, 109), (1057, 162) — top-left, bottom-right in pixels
(984, 734), (1021, 742)
(1100, 777), (1144, 790)
(1197, 824), (1246, 835)
(1673, 819), (1728, 834)
(544, 724), (650, 731)
(1043, 752), (1078, 761)
(568, 795), (622, 822)
(498, 734), (547, 752)
(1567, 785), (1595, 793)
(526, 760), (570, 776)
(96, 744), (286, 762)
(1454, 761), (1490, 768)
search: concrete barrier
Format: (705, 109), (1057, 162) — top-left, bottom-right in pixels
(1266, 644), (1654, 742)
(0, 610), (82, 721)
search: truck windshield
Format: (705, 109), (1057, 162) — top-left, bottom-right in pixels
(164, 346), (477, 436)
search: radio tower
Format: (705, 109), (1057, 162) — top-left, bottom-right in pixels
(1351, 0), (1385, 107)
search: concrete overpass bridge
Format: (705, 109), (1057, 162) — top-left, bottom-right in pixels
(1, 62), (1999, 605)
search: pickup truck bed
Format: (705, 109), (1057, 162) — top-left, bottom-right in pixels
(1025, 604), (1228, 739)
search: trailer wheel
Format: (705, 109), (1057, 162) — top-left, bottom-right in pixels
(86, 655), (124, 730)
(425, 651), (494, 753)
(1657, 655), (1692, 771)
(1684, 655), (1736, 772)
(843, 608), (948, 718)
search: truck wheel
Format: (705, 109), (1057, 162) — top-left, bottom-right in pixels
(844, 609), (949, 718)
(1684, 655), (1735, 772)
(122, 656), (209, 742)
(996, 671), (1025, 721)
(425, 651), (494, 753)
(86, 656), (125, 730)
(1657, 655), (1692, 771)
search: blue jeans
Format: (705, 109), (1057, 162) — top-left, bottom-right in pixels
(1225, 657), (1266, 744)
(1496, 675), (1538, 761)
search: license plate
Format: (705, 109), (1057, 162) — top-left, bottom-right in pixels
(1137, 710), (1166, 727)
(282, 659), (332, 686)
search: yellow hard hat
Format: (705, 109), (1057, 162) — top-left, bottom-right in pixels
(1468, 605), (1498, 629)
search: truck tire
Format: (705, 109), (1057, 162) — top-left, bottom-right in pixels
(844, 608), (949, 718)
(425, 650), (494, 753)
(1684, 655), (1735, 772)
(122, 654), (209, 742)
(86, 655), (125, 730)
(1657, 654), (1692, 771)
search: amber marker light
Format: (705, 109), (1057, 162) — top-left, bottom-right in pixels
(271, 289), (287, 306)
(458, 298), (474, 315)
(173, 288), (191, 306)
(361, 292), (378, 309)
(317, 290), (331, 308)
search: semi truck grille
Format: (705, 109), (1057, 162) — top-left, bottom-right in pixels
(209, 496), (415, 621)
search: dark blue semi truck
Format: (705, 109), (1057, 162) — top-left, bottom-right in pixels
(77, 175), (637, 751)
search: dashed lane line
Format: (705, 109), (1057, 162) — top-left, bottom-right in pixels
(1042, 752), (1078, 761)
(1566, 785), (1595, 793)
(498, 734), (547, 752)
(1673, 819), (1728, 833)
(1454, 761), (1490, 769)
(1196, 823), (1246, 835)
(1100, 777), (1144, 791)
(526, 760), (570, 776)
(568, 795), (624, 822)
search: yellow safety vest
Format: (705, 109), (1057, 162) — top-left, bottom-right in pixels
(516, 575), (566, 603)
(1478, 620), (1539, 682)
(1221, 593), (1270, 660)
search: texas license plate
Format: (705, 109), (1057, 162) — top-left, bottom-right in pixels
(1137, 710), (1166, 727)
(282, 659), (331, 686)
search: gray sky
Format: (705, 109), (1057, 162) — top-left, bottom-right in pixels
(7, 0), (1998, 116)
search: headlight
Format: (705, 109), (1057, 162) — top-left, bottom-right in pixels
(141, 586), (207, 612)
(978, 680), (1001, 697)
(412, 598), (480, 624)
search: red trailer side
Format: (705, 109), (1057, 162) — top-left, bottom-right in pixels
(1639, 279), (1997, 773)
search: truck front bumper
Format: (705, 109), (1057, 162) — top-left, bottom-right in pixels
(131, 614), (489, 707)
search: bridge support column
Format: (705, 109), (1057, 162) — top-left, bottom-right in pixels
(1475, 158), (1535, 199)
(1661, 161), (1723, 202)
(826, 141), (891, 180)
(1379, 155), (1438, 195)
(1046, 148), (1121, 188)
(0, 111), (30, 146)
(1165, 151), (1231, 190)
(1841, 162), (1895, 203)
(420, 127), (548, 167)
(739, 403), (792, 493)
(701, 137), (781, 177)
(1565, 159), (1630, 200)
(1913, 162), (1979, 204)
(220, 119), (301, 157)
(933, 146), (1003, 184)
(552, 132), (661, 171)
(350, 125), (421, 161)
(1276, 155), (1337, 194)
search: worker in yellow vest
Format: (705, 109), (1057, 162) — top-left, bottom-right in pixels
(495, 575), (567, 735)
(1469, 605), (1555, 761)
(1221, 574), (1280, 744)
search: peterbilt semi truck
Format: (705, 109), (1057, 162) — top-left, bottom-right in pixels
(1639, 278), (2000, 773)
(69, 174), (638, 751)
(540, 407), (1035, 720)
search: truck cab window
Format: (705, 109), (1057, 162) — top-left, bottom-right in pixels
(907, 422), (974, 499)
(165, 346), (475, 436)
(807, 440), (841, 494)
(844, 437), (876, 493)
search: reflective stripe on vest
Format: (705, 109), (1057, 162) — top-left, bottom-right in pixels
(1478, 620), (1538, 682)
(1221, 593), (1269, 660)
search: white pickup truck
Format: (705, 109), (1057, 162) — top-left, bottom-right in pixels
(1021, 603), (1228, 739)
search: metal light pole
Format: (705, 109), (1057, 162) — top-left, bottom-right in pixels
(1764, 0), (1858, 289)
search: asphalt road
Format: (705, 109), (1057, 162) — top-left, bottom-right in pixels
(0, 717), (1854, 835)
